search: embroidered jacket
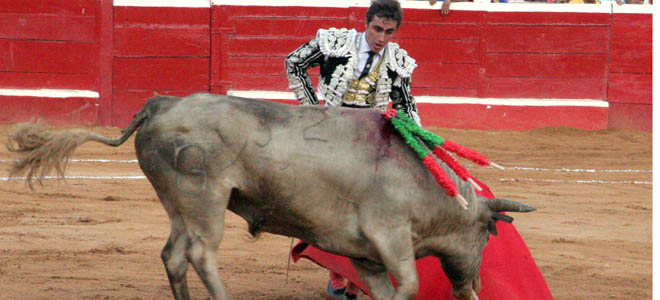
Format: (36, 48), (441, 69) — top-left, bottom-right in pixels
(285, 28), (421, 124)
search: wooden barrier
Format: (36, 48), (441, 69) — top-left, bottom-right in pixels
(0, 1), (652, 131)
(0, 0), (99, 125)
(607, 9), (652, 131)
(111, 5), (211, 125)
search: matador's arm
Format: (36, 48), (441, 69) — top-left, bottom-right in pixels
(285, 39), (324, 105)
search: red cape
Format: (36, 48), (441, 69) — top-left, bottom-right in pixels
(292, 178), (553, 300)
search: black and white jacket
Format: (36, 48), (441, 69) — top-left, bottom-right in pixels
(285, 27), (421, 124)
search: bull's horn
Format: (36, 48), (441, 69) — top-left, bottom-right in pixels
(486, 198), (536, 213)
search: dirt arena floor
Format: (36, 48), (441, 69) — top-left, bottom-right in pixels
(0, 123), (651, 300)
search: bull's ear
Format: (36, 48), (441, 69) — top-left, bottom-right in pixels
(487, 213), (514, 236)
(492, 212), (514, 223)
(487, 219), (498, 236)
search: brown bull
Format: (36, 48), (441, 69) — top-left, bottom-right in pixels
(8, 93), (535, 300)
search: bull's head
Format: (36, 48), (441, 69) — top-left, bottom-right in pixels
(444, 197), (536, 300)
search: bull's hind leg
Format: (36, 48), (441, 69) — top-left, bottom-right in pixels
(171, 142), (232, 300)
(145, 175), (190, 300)
(140, 146), (231, 300)
(161, 213), (191, 300)
(159, 188), (230, 300)
(177, 186), (232, 300)
(358, 226), (419, 300)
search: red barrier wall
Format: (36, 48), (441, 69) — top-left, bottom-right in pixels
(479, 12), (610, 100)
(0, 0), (100, 125)
(111, 6), (211, 126)
(607, 12), (653, 131)
(211, 5), (348, 94)
(0, 1), (652, 131)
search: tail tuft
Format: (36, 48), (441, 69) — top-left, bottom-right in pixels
(7, 121), (93, 189)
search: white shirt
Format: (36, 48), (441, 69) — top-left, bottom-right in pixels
(354, 33), (385, 78)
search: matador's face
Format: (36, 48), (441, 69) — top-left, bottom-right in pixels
(365, 15), (398, 53)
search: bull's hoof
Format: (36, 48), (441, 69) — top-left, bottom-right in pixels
(327, 281), (346, 299)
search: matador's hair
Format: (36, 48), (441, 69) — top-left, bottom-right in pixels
(366, 0), (403, 28)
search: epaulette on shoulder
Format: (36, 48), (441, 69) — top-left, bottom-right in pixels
(316, 28), (358, 57)
(386, 42), (417, 78)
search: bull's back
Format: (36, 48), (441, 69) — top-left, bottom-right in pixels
(136, 93), (433, 200)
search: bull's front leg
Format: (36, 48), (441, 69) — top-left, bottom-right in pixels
(357, 225), (419, 300)
(349, 258), (396, 300)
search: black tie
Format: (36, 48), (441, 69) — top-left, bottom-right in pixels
(359, 51), (375, 79)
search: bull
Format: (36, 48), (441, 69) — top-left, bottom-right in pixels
(8, 93), (535, 300)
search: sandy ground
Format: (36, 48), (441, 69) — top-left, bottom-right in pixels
(0, 123), (651, 300)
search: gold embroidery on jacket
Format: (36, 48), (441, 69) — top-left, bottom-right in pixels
(343, 56), (384, 107)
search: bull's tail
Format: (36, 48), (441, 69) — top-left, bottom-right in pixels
(6, 110), (148, 189)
